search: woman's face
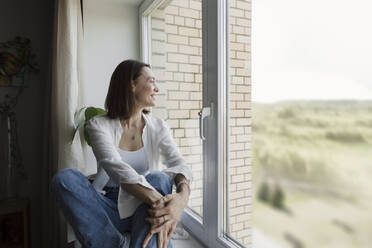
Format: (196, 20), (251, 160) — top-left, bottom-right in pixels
(132, 67), (159, 108)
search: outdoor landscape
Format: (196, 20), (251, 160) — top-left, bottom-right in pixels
(252, 100), (372, 248)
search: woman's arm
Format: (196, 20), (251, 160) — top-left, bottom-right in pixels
(124, 172), (192, 207)
(121, 182), (163, 205)
(124, 173), (190, 213)
(121, 175), (190, 212)
(174, 173), (190, 202)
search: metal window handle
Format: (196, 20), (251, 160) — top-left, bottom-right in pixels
(198, 105), (212, 140)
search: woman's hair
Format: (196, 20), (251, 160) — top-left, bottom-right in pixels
(105, 59), (151, 120)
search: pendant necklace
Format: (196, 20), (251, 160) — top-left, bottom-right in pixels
(122, 119), (136, 141)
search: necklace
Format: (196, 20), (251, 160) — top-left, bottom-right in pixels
(121, 118), (142, 141)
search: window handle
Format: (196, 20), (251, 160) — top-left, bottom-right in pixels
(198, 103), (213, 140)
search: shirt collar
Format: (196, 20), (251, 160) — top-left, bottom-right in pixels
(115, 112), (149, 134)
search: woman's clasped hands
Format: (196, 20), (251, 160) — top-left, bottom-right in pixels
(142, 193), (188, 248)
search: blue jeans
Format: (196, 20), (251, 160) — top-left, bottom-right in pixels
(50, 168), (174, 248)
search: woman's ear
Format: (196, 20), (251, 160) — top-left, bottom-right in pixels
(131, 80), (136, 92)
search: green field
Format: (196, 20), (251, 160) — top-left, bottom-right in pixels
(252, 101), (372, 248)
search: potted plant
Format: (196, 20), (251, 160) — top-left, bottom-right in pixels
(71, 106), (107, 146)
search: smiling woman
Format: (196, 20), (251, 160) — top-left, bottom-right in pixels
(105, 60), (153, 120)
(132, 67), (159, 109)
(50, 59), (192, 248)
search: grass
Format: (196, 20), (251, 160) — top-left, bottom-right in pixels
(252, 100), (372, 248)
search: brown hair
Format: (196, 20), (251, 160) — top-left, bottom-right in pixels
(105, 60), (151, 120)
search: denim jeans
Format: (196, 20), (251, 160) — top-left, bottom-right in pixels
(50, 168), (174, 248)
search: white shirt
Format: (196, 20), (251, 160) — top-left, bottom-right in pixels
(85, 112), (193, 219)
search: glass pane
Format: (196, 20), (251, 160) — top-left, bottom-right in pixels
(149, 0), (204, 219)
(225, 0), (252, 246)
(252, 0), (372, 248)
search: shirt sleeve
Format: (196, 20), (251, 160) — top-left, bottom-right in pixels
(85, 116), (155, 190)
(158, 119), (193, 182)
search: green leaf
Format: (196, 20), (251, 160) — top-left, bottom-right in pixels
(84, 107), (106, 122)
(70, 106), (107, 146)
(70, 123), (82, 144)
(74, 106), (86, 128)
(82, 107), (106, 147)
(83, 123), (91, 146)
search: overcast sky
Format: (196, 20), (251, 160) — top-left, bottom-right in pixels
(251, 0), (372, 102)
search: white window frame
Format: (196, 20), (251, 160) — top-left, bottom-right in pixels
(139, 0), (246, 247)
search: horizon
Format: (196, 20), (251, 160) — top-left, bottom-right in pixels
(252, 99), (372, 104)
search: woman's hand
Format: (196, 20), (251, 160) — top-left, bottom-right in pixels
(142, 218), (176, 248)
(141, 193), (188, 248)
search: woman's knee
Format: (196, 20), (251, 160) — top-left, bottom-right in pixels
(145, 172), (173, 195)
(146, 171), (169, 181)
(50, 168), (84, 193)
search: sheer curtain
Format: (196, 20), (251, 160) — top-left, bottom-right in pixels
(41, 0), (86, 247)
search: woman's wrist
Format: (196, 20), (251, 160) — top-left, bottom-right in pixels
(148, 189), (166, 206)
(174, 174), (190, 205)
(176, 184), (190, 204)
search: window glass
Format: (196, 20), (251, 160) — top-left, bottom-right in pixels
(225, 0), (252, 246)
(252, 1), (372, 247)
(150, 0), (204, 219)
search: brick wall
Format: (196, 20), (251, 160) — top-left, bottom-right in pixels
(228, 0), (251, 245)
(150, 0), (251, 246)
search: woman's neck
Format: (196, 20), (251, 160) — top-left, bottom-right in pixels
(123, 109), (144, 129)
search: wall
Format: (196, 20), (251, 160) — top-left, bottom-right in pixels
(0, 0), (142, 246)
(0, 0), (54, 247)
(82, 0), (142, 175)
(83, 0), (140, 108)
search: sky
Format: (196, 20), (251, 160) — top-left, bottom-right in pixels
(251, 0), (372, 103)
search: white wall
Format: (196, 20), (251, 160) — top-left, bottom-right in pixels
(82, 0), (142, 174)
(83, 0), (141, 108)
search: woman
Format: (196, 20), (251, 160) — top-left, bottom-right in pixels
(51, 60), (192, 248)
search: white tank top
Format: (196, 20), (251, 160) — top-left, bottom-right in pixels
(105, 146), (149, 187)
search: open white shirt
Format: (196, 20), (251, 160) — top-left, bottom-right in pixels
(85, 112), (193, 219)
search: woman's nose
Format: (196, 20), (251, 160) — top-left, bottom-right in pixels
(154, 84), (159, 92)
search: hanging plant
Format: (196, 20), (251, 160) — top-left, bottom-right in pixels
(0, 36), (39, 87)
(0, 36), (40, 187)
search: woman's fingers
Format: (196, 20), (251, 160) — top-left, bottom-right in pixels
(145, 216), (164, 225)
(148, 207), (168, 217)
(163, 229), (169, 248)
(157, 229), (163, 248)
(163, 194), (173, 203)
(146, 219), (170, 233)
(142, 231), (153, 248)
(152, 194), (173, 208)
(142, 219), (174, 247)
(167, 223), (176, 240)
(151, 220), (170, 233)
(152, 197), (165, 209)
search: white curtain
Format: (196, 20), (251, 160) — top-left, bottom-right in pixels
(41, 0), (86, 247)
